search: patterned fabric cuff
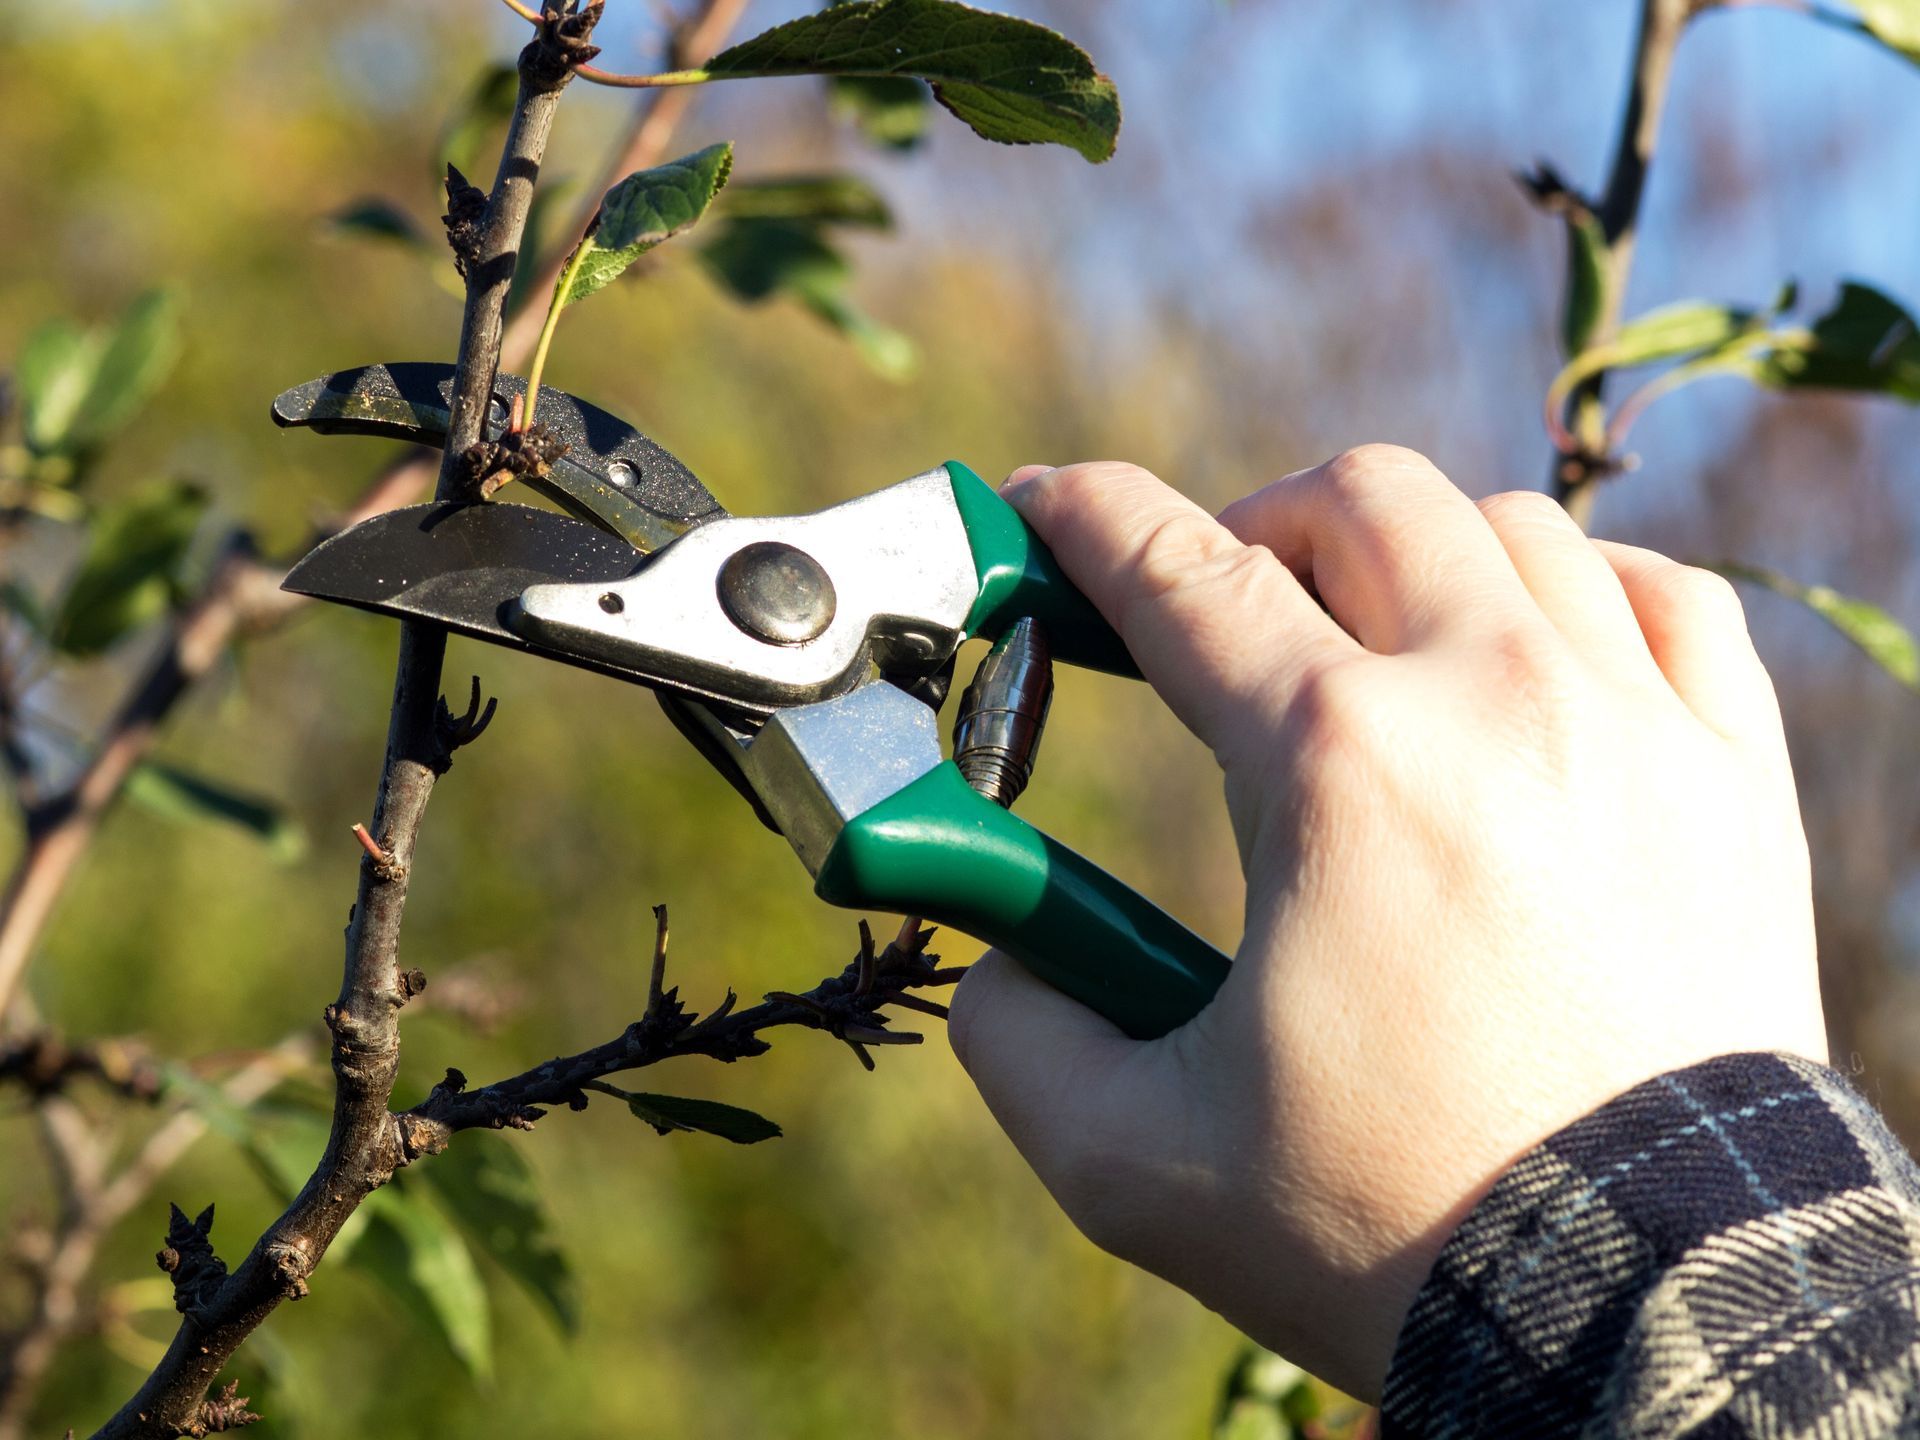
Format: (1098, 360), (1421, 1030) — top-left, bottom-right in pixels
(1380, 1052), (1920, 1439)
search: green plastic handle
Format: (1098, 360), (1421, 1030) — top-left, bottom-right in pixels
(946, 461), (1139, 677)
(814, 764), (1231, 1040)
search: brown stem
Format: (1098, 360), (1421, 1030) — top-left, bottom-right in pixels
(395, 923), (947, 1159)
(498, 0), (753, 365)
(88, 31), (584, 1439)
(1548, 0), (1696, 530)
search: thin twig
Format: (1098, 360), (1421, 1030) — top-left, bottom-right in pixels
(1547, 0), (1697, 529)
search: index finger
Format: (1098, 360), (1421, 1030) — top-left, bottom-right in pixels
(1003, 462), (1356, 758)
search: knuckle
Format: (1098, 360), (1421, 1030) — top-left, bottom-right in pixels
(1122, 510), (1260, 612)
(1317, 443), (1445, 502)
(1662, 565), (1747, 627)
(1477, 488), (1568, 528)
(1276, 657), (1391, 774)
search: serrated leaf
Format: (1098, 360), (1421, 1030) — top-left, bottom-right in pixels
(705, 0), (1121, 163)
(558, 143), (734, 306)
(355, 1184), (493, 1380)
(1716, 561), (1919, 691)
(1754, 281), (1920, 401)
(435, 63), (520, 190)
(617, 1089), (782, 1143)
(829, 74), (932, 149)
(700, 219), (917, 379)
(328, 198), (432, 251)
(1858, 0), (1920, 62)
(1561, 209), (1608, 356)
(67, 290), (182, 455)
(51, 480), (208, 655)
(126, 761), (307, 862)
(421, 1138), (580, 1336)
(720, 174), (893, 228)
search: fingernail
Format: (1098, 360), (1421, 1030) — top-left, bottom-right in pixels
(1000, 464), (1054, 498)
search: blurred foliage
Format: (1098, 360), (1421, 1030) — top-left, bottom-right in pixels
(1211, 1346), (1371, 1440)
(0, 2), (1242, 1435)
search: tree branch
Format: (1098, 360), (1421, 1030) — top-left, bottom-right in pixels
(1547, 0), (1698, 529)
(89, 15), (594, 1433)
(396, 918), (957, 1158)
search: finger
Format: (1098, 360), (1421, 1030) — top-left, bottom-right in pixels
(1004, 461), (1355, 757)
(1474, 490), (1666, 686)
(948, 951), (1188, 1227)
(1591, 540), (1786, 748)
(1217, 445), (1534, 653)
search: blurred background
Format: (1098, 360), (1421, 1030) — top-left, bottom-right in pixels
(2, 0), (1918, 1434)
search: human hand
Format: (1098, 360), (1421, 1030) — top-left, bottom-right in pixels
(946, 447), (1826, 1399)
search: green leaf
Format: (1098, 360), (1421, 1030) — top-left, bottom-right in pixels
(0, 580), (43, 637)
(1212, 1345), (1316, 1440)
(51, 480), (208, 655)
(720, 174), (893, 228)
(612, 1088), (783, 1143)
(1715, 561), (1919, 691)
(126, 761), (307, 862)
(1857, 0), (1920, 62)
(17, 319), (99, 459)
(421, 1138), (580, 1336)
(700, 219), (917, 379)
(355, 1184), (493, 1380)
(1753, 281), (1920, 401)
(1561, 209), (1609, 356)
(704, 0), (1122, 163)
(435, 63), (520, 190)
(558, 143), (735, 306)
(67, 290), (183, 455)
(329, 198), (432, 251)
(829, 74), (932, 149)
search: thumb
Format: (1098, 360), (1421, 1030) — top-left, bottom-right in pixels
(1002, 462), (1346, 757)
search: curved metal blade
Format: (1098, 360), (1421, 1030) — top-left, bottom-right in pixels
(272, 362), (724, 552)
(283, 502), (758, 721)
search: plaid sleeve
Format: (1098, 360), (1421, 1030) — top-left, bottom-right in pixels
(1380, 1052), (1920, 1438)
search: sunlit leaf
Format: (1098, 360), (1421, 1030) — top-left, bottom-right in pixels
(1857, 0), (1920, 63)
(126, 761), (307, 862)
(1754, 281), (1920, 401)
(557, 143), (734, 306)
(51, 480), (208, 655)
(328, 198), (432, 251)
(67, 290), (182, 455)
(720, 174), (892, 228)
(355, 1183), (493, 1380)
(421, 1137), (581, 1336)
(611, 1087), (782, 1143)
(435, 63), (519, 190)
(1715, 561), (1919, 691)
(705, 0), (1122, 163)
(829, 74), (932, 149)
(17, 318), (98, 459)
(1213, 1345), (1314, 1440)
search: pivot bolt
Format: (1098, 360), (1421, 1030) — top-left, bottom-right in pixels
(716, 541), (836, 646)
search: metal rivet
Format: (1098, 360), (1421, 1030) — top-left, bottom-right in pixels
(598, 592), (624, 614)
(607, 461), (637, 489)
(716, 542), (836, 646)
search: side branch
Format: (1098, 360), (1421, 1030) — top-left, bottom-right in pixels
(398, 919), (958, 1158)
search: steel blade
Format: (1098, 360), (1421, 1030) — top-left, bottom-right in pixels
(272, 362), (724, 552)
(283, 502), (763, 719)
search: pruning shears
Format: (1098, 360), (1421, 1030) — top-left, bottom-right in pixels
(275, 363), (1231, 1039)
